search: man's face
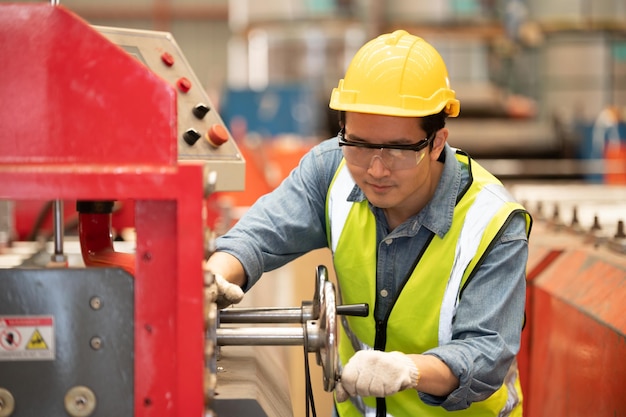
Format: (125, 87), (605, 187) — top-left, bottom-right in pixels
(342, 112), (446, 218)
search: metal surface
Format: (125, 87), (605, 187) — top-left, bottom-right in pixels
(0, 268), (133, 417)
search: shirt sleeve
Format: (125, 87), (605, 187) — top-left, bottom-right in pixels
(215, 138), (342, 291)
(419, 211), (529, 410)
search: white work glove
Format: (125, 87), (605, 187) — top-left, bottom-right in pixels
(205, 271), (244, 309)
(335, 350), (419, 402)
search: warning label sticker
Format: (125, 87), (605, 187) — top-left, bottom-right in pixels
(0, 316), (55, 361)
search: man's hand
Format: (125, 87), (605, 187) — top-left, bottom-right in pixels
(205, 271), (244, 309)
(335, 350), (419, 402)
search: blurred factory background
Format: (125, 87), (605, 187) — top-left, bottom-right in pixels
(8, 0), (626, 164)
(1, 0), (625, 417)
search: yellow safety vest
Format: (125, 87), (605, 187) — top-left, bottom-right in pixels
(326, 151), (531, 417)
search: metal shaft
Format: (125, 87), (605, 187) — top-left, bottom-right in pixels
(216, 324), (321, 349)
(53, 199), (64, 255)
(217, 327), (304, 345)
(219, 306), (316, 323)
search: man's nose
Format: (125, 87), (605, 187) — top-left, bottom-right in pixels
(368, 152), (391, 173)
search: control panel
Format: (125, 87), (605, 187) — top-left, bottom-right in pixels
(95, 26), (245, 192)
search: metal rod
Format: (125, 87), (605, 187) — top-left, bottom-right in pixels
(219, 306), (315, 324)
(216, 327), (305, 346)
(51, 0), (60, 5)
(53, 199), (64, 256)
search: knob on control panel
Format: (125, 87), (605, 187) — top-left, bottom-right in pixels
(183, 128), (202, 146)
(176, 77), (191, 93)
(206, 124), (229, 147)
(193, 103), (210, 119)
(160, 52), (174, 67)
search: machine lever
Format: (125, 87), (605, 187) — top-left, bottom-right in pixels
(337, 303), (369, 317)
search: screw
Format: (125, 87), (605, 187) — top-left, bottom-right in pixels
(74, 396), (87, 409)
(89, 297), (102, 310)
(90, 337), (102, 350)
(0, 388), (15, 416)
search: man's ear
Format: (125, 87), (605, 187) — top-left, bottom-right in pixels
(430, 128), (448, 161)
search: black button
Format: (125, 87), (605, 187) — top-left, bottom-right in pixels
(183, 128), (201, 145)
(192, 103), (210, 119)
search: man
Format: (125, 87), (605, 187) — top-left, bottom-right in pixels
(206, 30), (532, 416)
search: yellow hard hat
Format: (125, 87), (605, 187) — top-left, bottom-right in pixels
(329, 30), (460, 117)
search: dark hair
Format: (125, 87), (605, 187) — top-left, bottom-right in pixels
(338, 109), (449, 139)
(420, 109), (449, 138)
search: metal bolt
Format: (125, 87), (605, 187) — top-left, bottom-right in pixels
(89, 297), (102, 310)
(89, 337), (102, 350)
(0, 388), (15, 417)
(64, 386), (96, 417)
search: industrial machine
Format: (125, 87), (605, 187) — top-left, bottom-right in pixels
(0, 3), (230, 415)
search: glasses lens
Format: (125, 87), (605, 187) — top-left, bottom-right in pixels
(342, 146), (426, 170)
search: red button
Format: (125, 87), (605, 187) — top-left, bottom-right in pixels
(206, 124), (229, 147)
(176, 77), (191, 93)
(161, 52), (174, 67)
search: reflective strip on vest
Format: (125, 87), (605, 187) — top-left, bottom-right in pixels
(328, 160), (355, 253)
(439, 182), (509, 345)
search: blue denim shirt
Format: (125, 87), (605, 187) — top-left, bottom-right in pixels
(216, 137), (529, 411)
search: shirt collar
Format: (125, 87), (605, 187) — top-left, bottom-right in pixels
(421, 143), (462, 238)
(347, 143), (462, 238)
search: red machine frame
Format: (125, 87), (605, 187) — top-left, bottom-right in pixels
(1, 4), (207, 416)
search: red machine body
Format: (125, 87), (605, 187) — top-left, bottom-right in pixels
(0, 5), (176, 166)
(517, 217), (626, 417)
(1, 4), (206, 416)
(532, 255), (625, 415)
(523, 234), (626, 417)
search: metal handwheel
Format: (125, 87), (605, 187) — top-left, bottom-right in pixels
(216, 265), (368, 391)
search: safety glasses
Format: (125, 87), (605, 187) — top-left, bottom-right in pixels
(338, 128), (432, 170)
